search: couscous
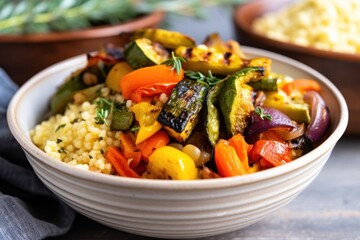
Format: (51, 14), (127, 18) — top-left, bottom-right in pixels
(31, 28), (330, 180)
(252, 0), (360, 54)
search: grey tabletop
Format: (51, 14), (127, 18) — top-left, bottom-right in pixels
(53, 6), (360, 240)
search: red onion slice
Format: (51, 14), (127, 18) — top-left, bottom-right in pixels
(304, 91), (330, 144)
(244, 107), (295, 137)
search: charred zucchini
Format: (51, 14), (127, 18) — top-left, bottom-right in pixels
(73, 83), (104, 105)
(247, 77), (278, 91)
(205, 79), (226, 146)
(157, 78), (208, 142)
(133, 28), (195, 49)
(175, 45), (244, 75)
(263, 91), (310, 123)
(219, 67), (265, 135)
(111, 111), (134, 131)
(50, 51), (117, 115)
(124, 38), (169, 69)
(50, 66), (106, 115)
(175, 46), (272, 77)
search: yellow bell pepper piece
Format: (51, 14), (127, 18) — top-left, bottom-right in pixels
(148, 146), (198, 180)
(105, 62), (133, 92)
(131, 102), (162, 144)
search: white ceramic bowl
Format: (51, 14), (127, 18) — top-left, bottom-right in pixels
(7, 47), (348, 239)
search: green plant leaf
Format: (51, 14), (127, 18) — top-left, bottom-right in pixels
(0, 2), (14, 20)
(0, 0), (246, 35)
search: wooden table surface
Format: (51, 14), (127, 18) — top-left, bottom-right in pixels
(51, 7), (360, 240)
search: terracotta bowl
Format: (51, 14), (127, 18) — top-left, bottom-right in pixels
(234, 0), (360, 135)
(7, 47), (348, 239)
(0, 12), (164, 86)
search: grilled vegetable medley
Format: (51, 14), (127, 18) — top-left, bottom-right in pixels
(31, 28), (330, 180)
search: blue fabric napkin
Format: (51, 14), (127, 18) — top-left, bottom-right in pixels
(0, 69), (75, 240)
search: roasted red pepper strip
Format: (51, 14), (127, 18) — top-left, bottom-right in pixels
(251, 140), (292, 167)
(282, 79), (321, 95)
(131, 83), (177, 103)
(118, 132), (142, 169)
(228, 134), (249, 172)
(106, 146), (140, 178)
(214, 139), (247, 177)
(136, 130), (169, 161)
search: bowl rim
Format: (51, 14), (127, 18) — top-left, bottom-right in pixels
(234, 0), (360, 63)
(7, 46), (348, 190)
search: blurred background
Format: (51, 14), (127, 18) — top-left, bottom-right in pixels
(0, 0), (241, 86)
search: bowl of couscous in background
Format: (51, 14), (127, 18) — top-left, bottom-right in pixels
(234, 0), (360, 135)
(7, 36), (348, 238)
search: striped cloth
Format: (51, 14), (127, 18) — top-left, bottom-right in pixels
(0, 69), (75, 240)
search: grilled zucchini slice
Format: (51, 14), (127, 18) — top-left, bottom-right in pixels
(124, 38), (169, 69)
(219, 67), (265, 135)
(157, 78), (208, 142)
(247, 77), (278, 91)
(205, 79), (226, 146)
(175, 44), (245, 75)
(133, 28), (195, 49)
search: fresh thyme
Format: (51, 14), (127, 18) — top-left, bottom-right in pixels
(70, 118), (79, 124)
(58, 147), (67, 154)
(254, 107), (272, 121)
(56, 138), (63, 144)
(94, 97), (129, 128)
(185, 70), (221, 86)
(95, 107), (110, 126)
(130, 126), (140, 132)
(162, 51), (186, 75)
(94, 97), (114, 126)
(55, 123), (66, 132)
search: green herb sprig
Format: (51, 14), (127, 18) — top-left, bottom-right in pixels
(55, 123), (66, 132)
(0, 0), (136, 34)
(254, 107), (272, 121)
(185, 70), (222, 86)
(94, 97), (126, 126)
(0, 0), (246, 35)
(162, 51), (186, 75)
(94, 97), (114, 126)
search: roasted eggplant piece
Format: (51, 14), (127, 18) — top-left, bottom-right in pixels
(157, 78), (208, 142)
